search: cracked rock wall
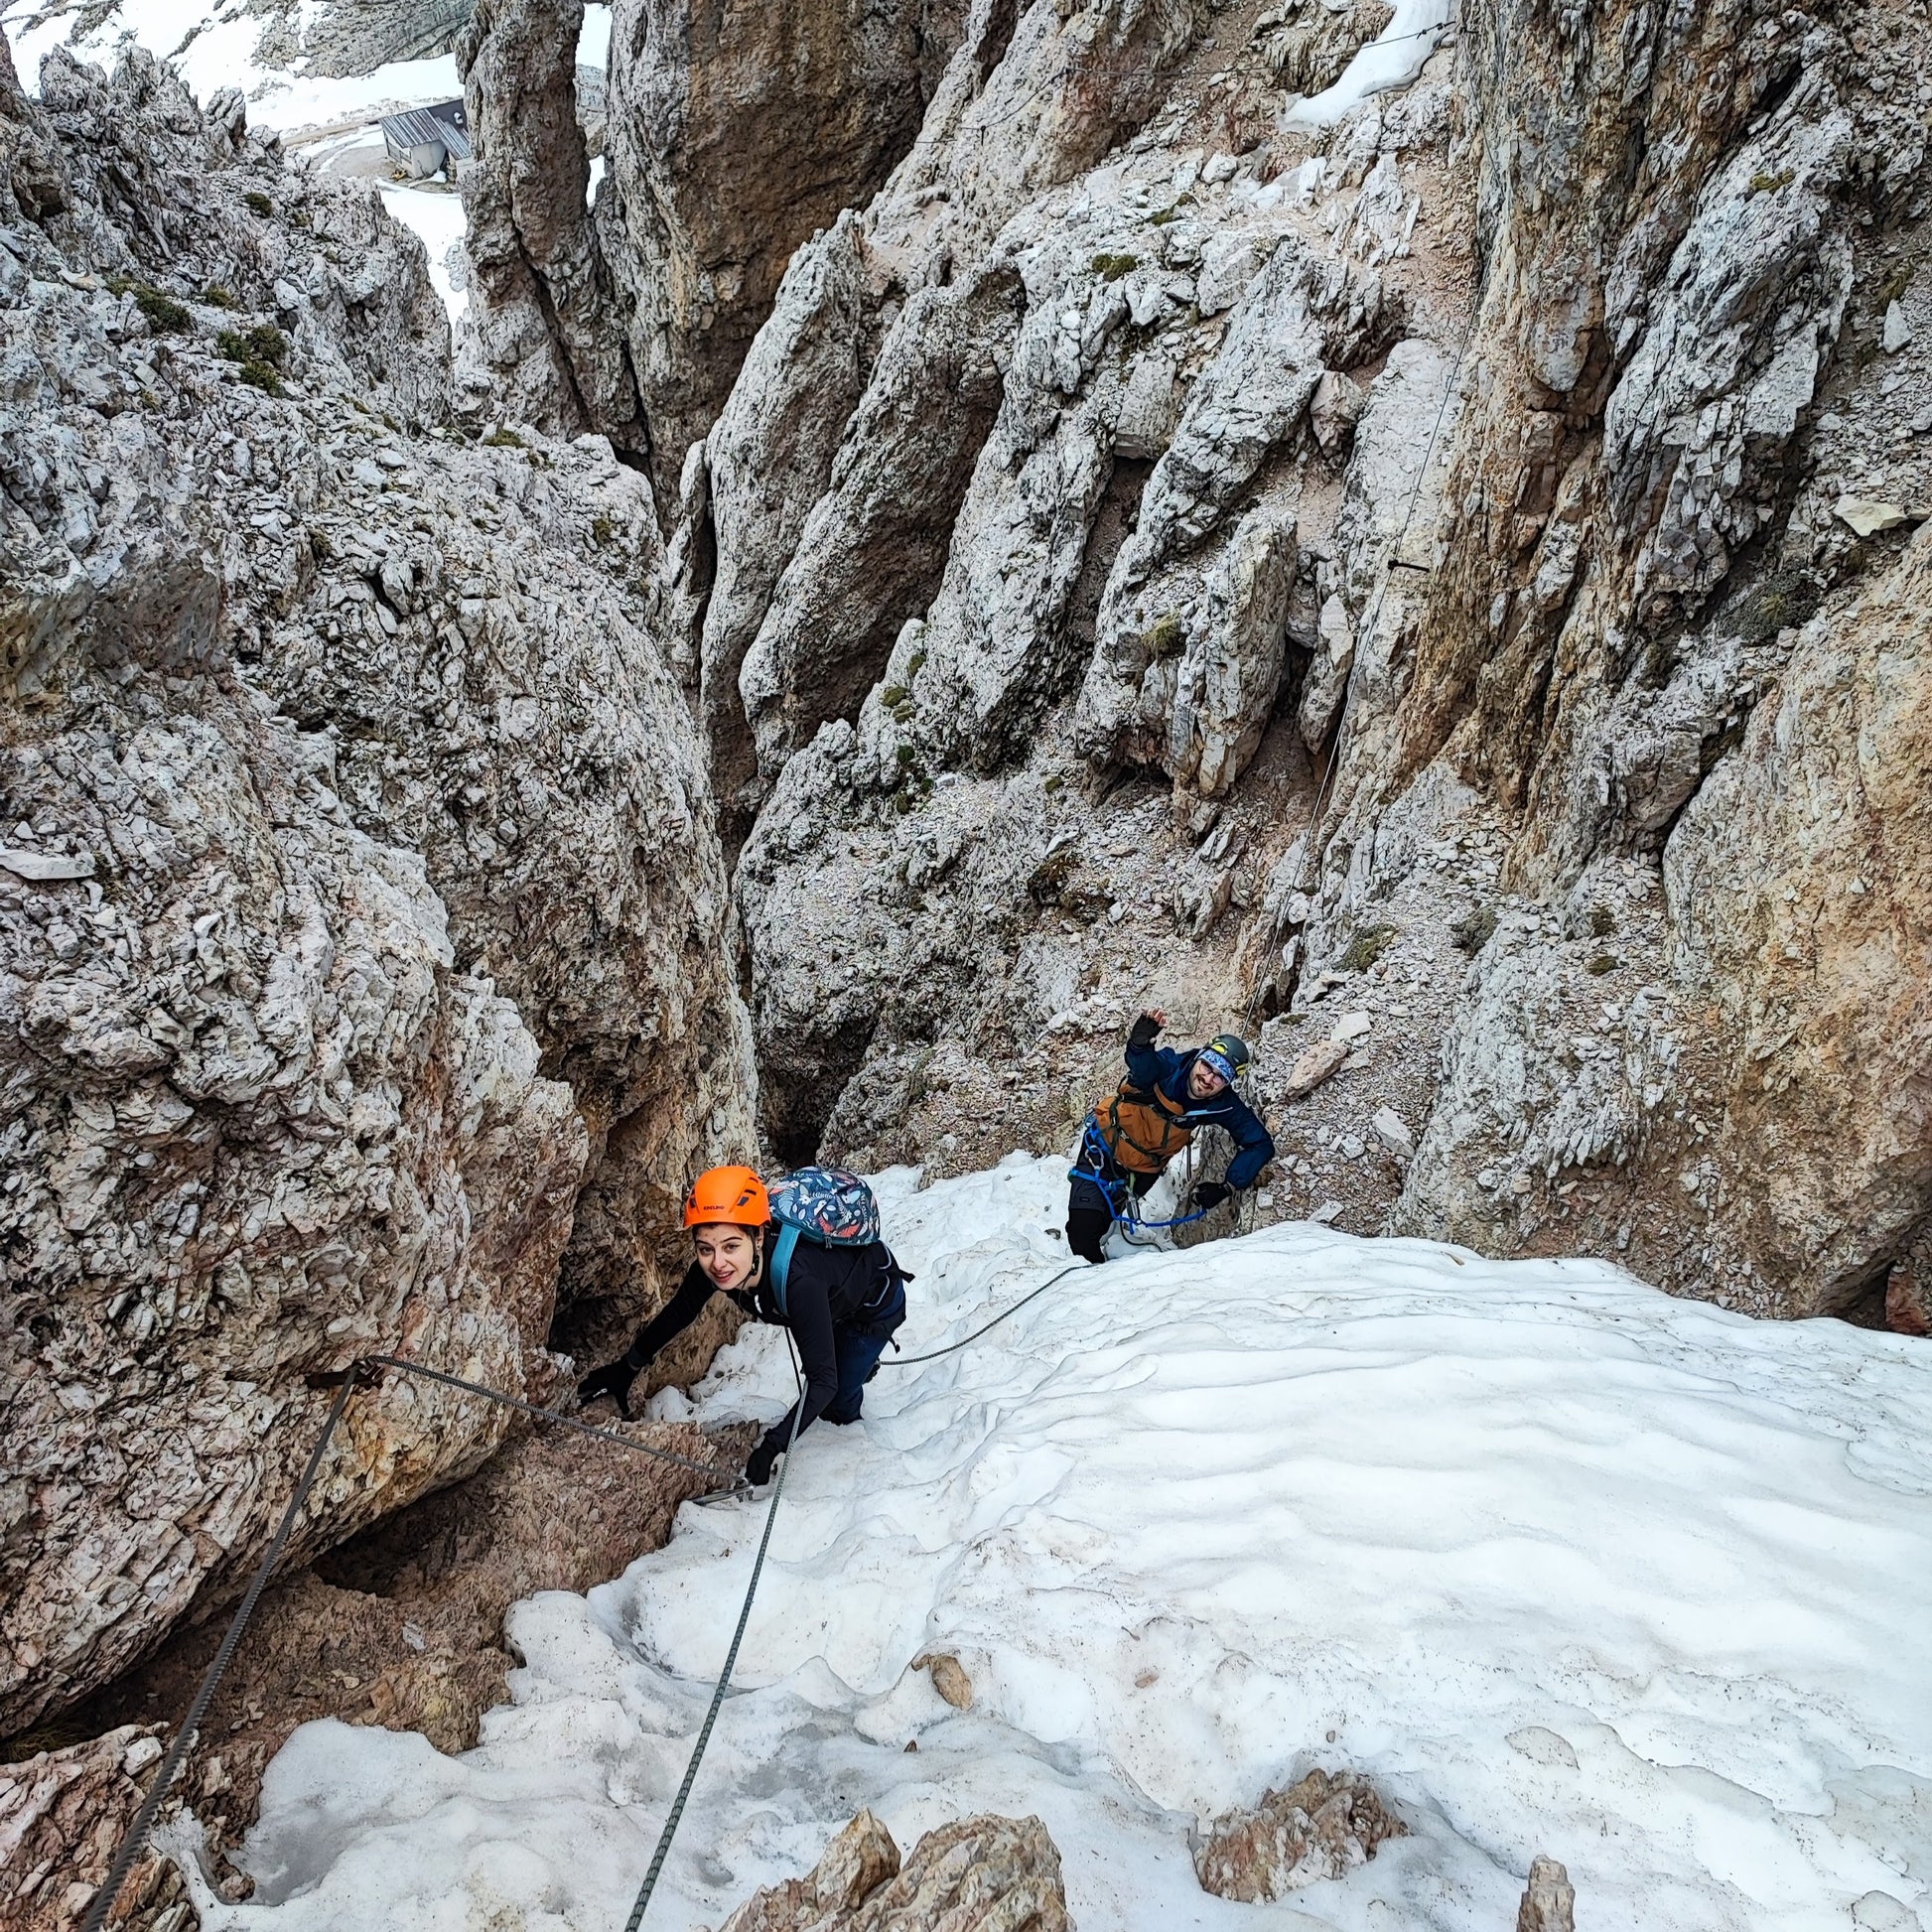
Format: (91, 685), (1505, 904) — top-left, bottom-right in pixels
(660, 0), (1929, 1317)
(459, 0), (973, 506)
(1, 43), (753, 1736)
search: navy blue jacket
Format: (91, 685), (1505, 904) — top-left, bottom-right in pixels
(1122, 1028), (1275, 1189)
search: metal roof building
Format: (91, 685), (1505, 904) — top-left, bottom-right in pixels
(380, 99), (473, 179)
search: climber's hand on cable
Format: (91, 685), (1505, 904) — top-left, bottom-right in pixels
(1192, 1180), (1232, 1213)
(576, 1357), (636, 1420)
(744, 1437), (780, 1487)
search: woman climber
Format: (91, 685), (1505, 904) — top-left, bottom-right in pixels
(1067, 1010), (1275, 1264)
(575, 1165), (910, 1487)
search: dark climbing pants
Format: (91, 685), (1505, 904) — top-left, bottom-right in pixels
(822, 1280), (906, 1424)
(1065, 1166), (1154, 1265)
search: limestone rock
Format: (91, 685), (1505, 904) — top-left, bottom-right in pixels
(73, 1404), (737, 1878)
(1290, 0), (1932, 1314)
(0, 44), (753, 1735)
(722, 1811), (1071, 1932)
(0, 539), (589, 1735)
(1309, 367), (1365, 459)
(455, 0), (642, 454)
(1193, 1768), (1406, 1902)
(298, 0), (486, 77)
(1402, 522), (1932, 1315)
(1886, 1231), (1931, 1338)
(695, 210), (882, 807)
(1076, 240), (1386, 790)
(1516, 1856), (1576, 1932)
(1299, 593), (1356, 751)
(913, 1651), (974, 1710)
(0, 30), (69, 220)
(1659, 525), (1932, 1308)
(1834, 495), (1912, 537)
(1283, 1036), (1350, 1099)
(721, 1810), (901, 1931)
(738, 263), (1024, 780)
(593, 0), (967, 502)
(0, 1725), (192, 1932)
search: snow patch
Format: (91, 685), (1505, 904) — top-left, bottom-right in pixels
(1283, 0), (1455, 129)
(377, 182), (467, 323)
(191, 1155), (1929, 1932)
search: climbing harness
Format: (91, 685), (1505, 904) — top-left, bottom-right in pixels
(1093, 1078), (1195, 1176)
(1070, 1116), (1216, 1238)
(75, 1354), (743, 1932)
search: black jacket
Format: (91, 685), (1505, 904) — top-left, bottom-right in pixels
(623, 1237), (904, 1455)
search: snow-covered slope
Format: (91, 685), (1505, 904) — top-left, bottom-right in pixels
(190, 1159), (1930, 1932)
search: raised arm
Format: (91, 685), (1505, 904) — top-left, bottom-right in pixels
(1124, 1008), (1171, 1090)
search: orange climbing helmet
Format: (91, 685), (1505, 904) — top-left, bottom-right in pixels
(682, 1165), (770, 1229)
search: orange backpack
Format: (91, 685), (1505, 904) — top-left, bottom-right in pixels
(1097, 1078), (1194, 1175)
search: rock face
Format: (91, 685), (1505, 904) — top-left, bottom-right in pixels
(5, 0), (1930, 1855)
(303, 0), (481, 76)
(0, 1725), (191, 1932)
(1192, 1768), (1406, 1902)
(458, 0), (969, 503)
(0, 45), (753, 1739)
(677, 0), (1458, 1164)
(601, 0), (971, 501)
(719, 1809), (1072, 1932)
(1364, 0), (1932, 1314)
(68, 1407), (742, 1886)
(1516, 1856), (1577, 1932)
(456, 0), (644, 454)
(644, 0), (1932, 1316)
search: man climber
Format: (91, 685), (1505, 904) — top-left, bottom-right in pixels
(576, 1166), (909, 1487)
(1066, 1010), (1274, 1264)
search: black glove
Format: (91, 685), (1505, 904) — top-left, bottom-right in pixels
(1127, 1012), (1163, 1049)
(745, 1437), (781, 1486)
(1192, 1181), (1232, 1213)
(577, 1357), (636, 1420)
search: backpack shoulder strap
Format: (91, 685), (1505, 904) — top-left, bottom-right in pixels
(767, 1223), (800, 1316)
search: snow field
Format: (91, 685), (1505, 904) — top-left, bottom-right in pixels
(190, 1155), (1930, 1932)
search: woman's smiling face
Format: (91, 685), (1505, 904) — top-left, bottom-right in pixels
(693, 1223), (759, 1291)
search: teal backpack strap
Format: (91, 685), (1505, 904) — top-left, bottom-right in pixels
(767, 1223), (800, 1316)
